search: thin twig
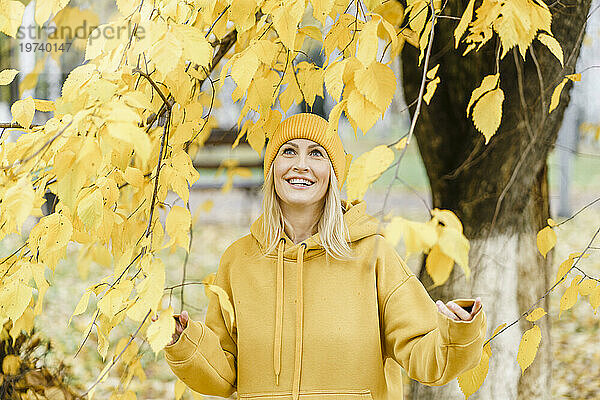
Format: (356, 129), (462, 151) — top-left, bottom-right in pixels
(483, 226), (600, 347)
(179, 201), (194, 313)
(380, 3), (438, 218)
(0, 121), (73, 171)
(82, 310), (151, 396)
(557, 196), (600, 226)
(132, 68), (174, 109)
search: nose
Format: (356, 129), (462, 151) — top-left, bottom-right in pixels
(292, 153), (309, 172)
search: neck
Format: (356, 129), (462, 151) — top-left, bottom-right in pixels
(280, 201), (323, 244)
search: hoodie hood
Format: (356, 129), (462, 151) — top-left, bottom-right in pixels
(249, 199), (381, 257)
(248, 199), (381, 399)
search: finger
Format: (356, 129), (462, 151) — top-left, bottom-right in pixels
(471, 297), (482, 318)
(180, 311), (189, 328)
(446, 301), (471, 320)
(436, 301), (459, 321)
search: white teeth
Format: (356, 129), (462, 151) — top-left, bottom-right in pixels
(288, 178), (313, 186)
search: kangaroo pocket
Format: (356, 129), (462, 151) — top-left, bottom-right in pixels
(239, 389), (374, 399)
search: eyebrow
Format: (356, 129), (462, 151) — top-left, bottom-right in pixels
(286, 143), (321, 149)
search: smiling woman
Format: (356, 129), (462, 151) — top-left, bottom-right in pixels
(161, 112), (487, 400)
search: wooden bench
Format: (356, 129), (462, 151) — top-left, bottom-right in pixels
(191, 128), (264, 191)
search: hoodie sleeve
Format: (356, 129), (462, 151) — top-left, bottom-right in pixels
(375, 237), (487, 386)
(164, 258), (237, 397)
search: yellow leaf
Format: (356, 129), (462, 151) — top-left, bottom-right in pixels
(69, 290), (91, 326)
(547, 218), (557, 227)
(34, 99), (55, 112)
(431, 209), (464, 233)
(346, 89), (381, 134)
(0, 273), (33, 322)
(472, 88), (504, 144)
(148, 30), (182, 74)
(2, 354), (21, 375)
(35, 0), (53, 26)
(536, 225), (556, 258)
(356, 19), (380, 66)
(457, 342), (490, 399)
(166, 205), (192, 252)
(11, 96), (35, 129)
(98, 279), (133, 319)
(549, 78), (568, 113)
(116, 0), (138, 15)
(28, 212), (73, 268)
(566, 73), (581, 82)
(437, 227), (470, 277)
(106, 123), (152, 164)
(172, 25), (213, 67)
(0, 0), (25, 37)
(146, 306), (176, 354)
(559, 276), (581, 317)
(310, 0), (335, 24)
(525, 307), (547, 322)
(229, 0), (257, 32)
(231, 48), (260, 94)
(124, 166), (144, 188)
(2, 176), (35, 234)
(467, 74), (500, 116)
(175, 379), (187, 400)
(9, 305), (34, 344)
(425, 244), (454, 287)
(77, 189), (104, 231)
(426, 64), (440, 79)
(384, 216), (438, 256)
(271, 0), (304, 50)
(394, 137), (407, 151)
(0, 68), (19, 85)
(206, 284), (235, 332)
(454, 0), (475, 48)
(423, 76), (440, 105)
(354, 62), (396, 113)
(418, 21), (432, 65)
(346, 145), (394, 200)
(517, 325), (542, 374)
(324, 59), (347, 101)
(578, 279), (597, 297)
(326, 100), (347, 137)
(409, 0), (428, 37)
(589, 285), (600, 312)
(127, 258), (165, 321)
(537, 33), (563, 66)
(323, 14), (358, 59)
(554, 253), (583, 284)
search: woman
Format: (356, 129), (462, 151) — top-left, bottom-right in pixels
(162, 113), (486, 400)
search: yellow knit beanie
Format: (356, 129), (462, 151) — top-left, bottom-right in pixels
(263, 113), (349, 188)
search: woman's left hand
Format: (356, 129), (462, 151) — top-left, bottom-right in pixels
(435, 297), (482, 321)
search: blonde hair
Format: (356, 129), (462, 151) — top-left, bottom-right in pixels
(261, 164), (352, 259)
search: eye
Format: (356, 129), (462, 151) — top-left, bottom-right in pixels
(310, 149), (324, 157)
(281, 147), (295, 155)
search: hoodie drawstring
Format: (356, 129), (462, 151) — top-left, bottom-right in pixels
(274, 238), (285, 385)
(292, 243), (306, 400)
(273, 240), (306, 400)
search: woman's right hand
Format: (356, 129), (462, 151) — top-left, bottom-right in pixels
(168, 310), (189, 346)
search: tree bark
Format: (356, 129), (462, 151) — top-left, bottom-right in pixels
(400, 1), (591, 399)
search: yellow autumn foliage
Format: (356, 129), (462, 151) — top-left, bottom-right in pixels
(0, 0), (583, 397)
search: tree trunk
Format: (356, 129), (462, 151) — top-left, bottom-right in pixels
(400, 1), (591, 399)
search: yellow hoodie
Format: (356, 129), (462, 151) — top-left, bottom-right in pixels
(164, 200), (486, 400)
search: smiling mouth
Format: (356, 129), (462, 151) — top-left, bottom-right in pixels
(286, 177), (315, 187)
